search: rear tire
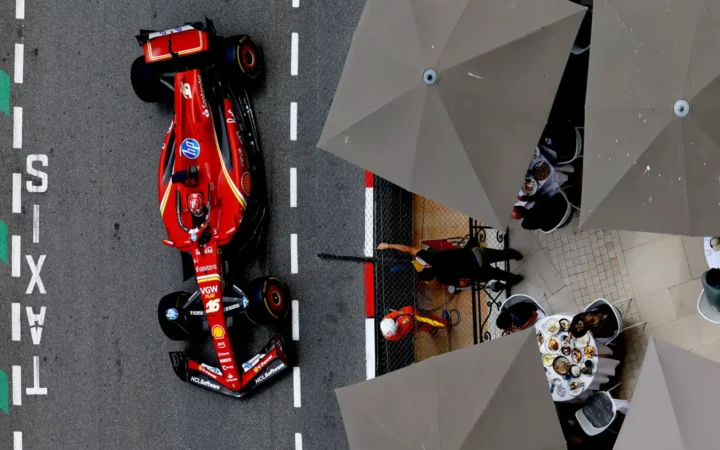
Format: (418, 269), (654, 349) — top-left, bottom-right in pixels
(222, 35), (265, 87)
(245, 277), (290, 326)
(158, 291), (192, 341)
(130, 56), (170, 103)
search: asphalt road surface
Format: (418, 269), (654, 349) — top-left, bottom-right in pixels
(0, 1), (369, 449)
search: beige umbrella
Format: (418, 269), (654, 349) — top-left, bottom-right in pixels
(614, 336), (720, 449)
(318, 0), (586, 230)
(582, 0), (720, 235)
(335, 330), (566, 450)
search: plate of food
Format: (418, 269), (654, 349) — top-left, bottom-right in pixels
(523, 177), (538, 196)
(545, 319), (560, 335)
(571, 348), (583, 364)
(546, 336), (561, 354)
(549, 378), (565, 397)
(559, 318), (570, 332)
(581, 360), (595, 376)
(584, 345), (597, 359)
(570, 365), (582, 378)
(542, 354), (555, 367)
(553, 356), (571, 376)
(536, 330), (544, 346)
(532, 161), (551, 182)
(561, 345), (572, 357)
(574, 335), (589, 347)
(568, 380), (585, 396)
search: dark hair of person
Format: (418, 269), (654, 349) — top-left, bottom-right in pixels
(417, 267), (437, 282)
(496, 310), (513, 329)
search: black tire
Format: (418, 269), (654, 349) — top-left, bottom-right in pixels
(245, 276), (290, 326)
(158, 291), (192, 341)
(221, 35), (264, 87)
(130, 56), (170, 103)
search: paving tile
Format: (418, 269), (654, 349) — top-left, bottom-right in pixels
(511, 260), (552, 302)
(546, 286), (580, 315)
(682, 235), (708, 280)
(669, 278), (703, 319)
(625, 237), (692, 297)
(648, 315), (718, 350)
(507, 220), (541, 260)
(635, 289), (678, 329)
(619, 231), (671, 251)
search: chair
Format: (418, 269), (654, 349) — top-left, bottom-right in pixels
(540, 189), (572, 234)
(555, 127), (584, 165)
(501, 294), (547, 318)
(697, 289), (720, 324)
(575, 391), (629, 436)
(583, 298), (624, 345)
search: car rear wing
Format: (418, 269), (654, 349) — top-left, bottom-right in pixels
(136, 19), (215, 64)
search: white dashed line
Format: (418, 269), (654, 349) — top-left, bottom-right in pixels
(291, 300), (299, 341)
(14, 431), (22, 450)
(16, 0), (24, 19)
(32, 205), (39, 243)
(11, 235), (21, 278)
(292, 0), (299, 8)
(290, 233), (298, 274)
(365, 318), (376, 380)
(12, 366), (21, 405)
(290, 168), (297, 208)
(12, 303), (21, 341)
(290, 102), (297, 141)
(14, 43), (23, 84)
(12, 173), (22, 213)
(291, 33), (299, 76)
(364, 187), (374, 257)
(295, 433), (303, 449)
(293, 366), (301, 407)
(13, 107), (22, 149)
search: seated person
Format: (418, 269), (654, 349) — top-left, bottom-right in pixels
(380, 306), (450, 341)
(496, 301), (545, 334)
(569, 303), (619, 339)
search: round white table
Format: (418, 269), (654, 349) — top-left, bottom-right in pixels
(534, 314), (619, 402)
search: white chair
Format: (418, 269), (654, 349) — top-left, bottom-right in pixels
(555, 127), (584, 165)
(583, 298), (624, 345)
(500, 294), (547, 318)
(575, 391), (629, 436)
(540, 189), (572, 235)
(697, 289), (720, 324)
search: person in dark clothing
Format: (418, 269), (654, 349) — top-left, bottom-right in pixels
(516, 192), (571, 232)
(377, 242), (524, 286)
(569, 303), (618, 339)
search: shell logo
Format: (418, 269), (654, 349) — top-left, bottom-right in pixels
(211, 325), (225, 339)
(241, 172), (252, 195)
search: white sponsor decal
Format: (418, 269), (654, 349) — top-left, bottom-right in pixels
(255, 363), (286, 385)
(182, 83), (192, 99)
(226, 108), (237, 124)
(224, 303), (240, 312)
(200, 285), (219, 295)
(220, 358), (232, 363)
(190, 376), (220, 390)
(242, 354), (263, 372)
(201, 364), (222, 375)
(205, 298), (220, 313)
(196, 264), (217, 272)
(188, 310), (205, 316)
(148, 25), (195, 39)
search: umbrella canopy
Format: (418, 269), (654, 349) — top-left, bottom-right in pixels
(614, 336), (720, 450)
(582, 1), (720, 235)
(318, 0), (586, 230)
(335, 330), (565, 450)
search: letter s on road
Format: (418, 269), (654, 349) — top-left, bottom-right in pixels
(27, 154), (48, 193)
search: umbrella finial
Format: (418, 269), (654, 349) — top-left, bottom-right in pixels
(423, 68), (438, 86)
(674, 99), (690, 118)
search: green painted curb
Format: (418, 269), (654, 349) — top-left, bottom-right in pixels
(0, 220), (7, 264)
(0, 70), (9, 116)
(0, 369), (8, 414)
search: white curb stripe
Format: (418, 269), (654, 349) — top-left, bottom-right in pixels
(364, 187), (374, 257)
(365, 318), (376, 380)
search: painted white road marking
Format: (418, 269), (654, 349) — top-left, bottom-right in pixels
(12, 303), (21, 341)
(11, 235), (21, 278)
(33, 205), (39, 243)
(27, 306), (46, 345)
(291, 300), (299, 341)
(16, 0), (24, 19)
(14, 431), (22, 450)
(26, 255), (46, 294)
(26, 155), (49, 193)
(12, 173), (22, 213)
(293, 366), (301, 407)
(364, 187), (374, 257)
(12, 366), (21, 405)
(26, 356), (47, 396)
(291, 33), (299, 76)
(290, 168), (297, 208)
(13, 107), (22, 149)
(14, 43), (23, 84)
(290, 233), (298, 274)
(292, 0), (299, 7)
(365, 318), (376, 380)
(295, 433), (302, 450)
(290, 102), (298, 141)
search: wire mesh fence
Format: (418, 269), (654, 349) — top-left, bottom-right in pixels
(373, 176), (512, 376)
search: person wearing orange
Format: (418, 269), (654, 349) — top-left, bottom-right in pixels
(380, 306), (450, 341)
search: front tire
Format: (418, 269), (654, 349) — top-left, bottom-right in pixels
(245, 277), (290, 326)
(158, 291), (192, 341)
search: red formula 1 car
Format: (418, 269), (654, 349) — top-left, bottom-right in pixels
(130, 20), (292, 397)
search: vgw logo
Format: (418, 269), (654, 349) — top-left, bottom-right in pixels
(200, 285), (218, 295)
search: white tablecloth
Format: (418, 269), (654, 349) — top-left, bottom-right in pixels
(534, 314), (619, 402)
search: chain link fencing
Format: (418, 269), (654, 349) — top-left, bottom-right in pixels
(373, 176), (512, 376)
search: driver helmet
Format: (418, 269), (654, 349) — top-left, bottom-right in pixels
(187, 193), (205, 217)
(380, 318), (398, 338)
